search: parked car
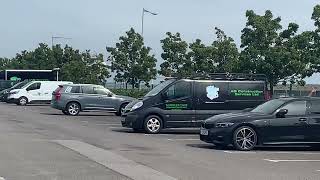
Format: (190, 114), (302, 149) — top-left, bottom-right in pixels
(0, 81), (30, 102)
(122, 73), (270, 134)
(8, 81), (72, 105)
(51, 84), (135, 116)
(200, 97), (320, 151)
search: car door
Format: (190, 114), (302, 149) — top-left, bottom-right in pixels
(194, 80), (230, 126)
(306, 100), (320, 142)
(93, 86), (115, 110)
(160, 80), (195, 128)
(265, 100), (309, 143)
(26, 82), (42, 101)
(80, 85), (101, 110)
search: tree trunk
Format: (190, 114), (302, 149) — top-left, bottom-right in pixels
(270, 83), (274, 96)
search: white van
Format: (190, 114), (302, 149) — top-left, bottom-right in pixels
(8, 81), (72, 105)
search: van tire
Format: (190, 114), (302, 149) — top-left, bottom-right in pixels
(18, 97), (28, 106)
(115, 103), (128, 116)
(66, 102), (80, 116)
(143, 115), (162, 134)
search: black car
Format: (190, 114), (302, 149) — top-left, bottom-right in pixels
(122, 73), (270, 134)
(200, 97), (320, 151)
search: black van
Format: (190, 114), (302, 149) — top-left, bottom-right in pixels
(122, 73), (270, 134)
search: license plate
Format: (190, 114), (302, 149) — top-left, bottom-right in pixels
(200, 128), (208, 135)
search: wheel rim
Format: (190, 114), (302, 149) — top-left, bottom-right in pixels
(68, 103), (79, 115)
(235, 127), (256, 150)
(20, 98), (27, 105)
(120, 106), (125, 116)
(146, 118), (161, 132)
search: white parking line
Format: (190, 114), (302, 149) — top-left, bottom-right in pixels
(224, 151), (320, 155)
(167, 138), (199, 141)
(54, 140), (177, 180)
(0, 177), (5, 180)
(264, 159), (320, 163)
(316, 170), (320, 172)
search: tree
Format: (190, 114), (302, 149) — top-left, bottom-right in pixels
(211, 27), (239, 72)
(237, 10), (310, 93)
(159, 32), (190, 77)
(107, 28), (157, 88)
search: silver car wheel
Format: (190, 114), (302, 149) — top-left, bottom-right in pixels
(235, 127), (257, 150)
(68, 103), (79, 115)
(146, 118), (161, 133)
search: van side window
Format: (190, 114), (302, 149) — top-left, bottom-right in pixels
(81, 86), (94, 94)
(165, 81), (191, 100)
(26, 83), (41, 91)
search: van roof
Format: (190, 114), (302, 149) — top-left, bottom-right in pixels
(165, 73), (268, 82)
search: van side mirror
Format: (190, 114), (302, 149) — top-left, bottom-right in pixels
(161, 92), (168, 100)
(276, 109), (288, 118)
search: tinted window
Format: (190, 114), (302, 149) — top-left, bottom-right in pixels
(164, 81), (191, 100)
(26, 83), (41, 91)
(310, 101), (320, 114)
(281, 101), (307, 116)
(93, 87), (112, 96)
(81, 86), (94, 94)
(145, 79), (176, 97)
(251, 99), (286, 114)
(70, 86), (81, 93)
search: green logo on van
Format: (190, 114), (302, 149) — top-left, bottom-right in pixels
(166, 103), (188, 110)
(231, 89), (263, 97)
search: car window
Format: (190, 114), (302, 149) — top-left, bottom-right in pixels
(310, 101), (320, 114)
(164, 81), (191, 100)
(93, 87), (112, 96)
(81, 86), (94, 94)
(26, 83), (41, 91)
(251, 99), (286, 114)
(281, 101), (307, 116)
(70, 86), (81, 93)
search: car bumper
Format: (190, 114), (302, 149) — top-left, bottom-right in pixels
(200, 127), (233, 145)
(121, 112), (143, 129)
(51, 101), (65, 110)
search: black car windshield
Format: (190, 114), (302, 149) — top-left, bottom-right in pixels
(144, 79), (176, 97)
(251, 99), (286, 114)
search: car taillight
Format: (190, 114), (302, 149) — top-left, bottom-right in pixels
(55, 87), (63, 101)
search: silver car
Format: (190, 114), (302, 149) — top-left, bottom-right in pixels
(51, 84), (135, 116)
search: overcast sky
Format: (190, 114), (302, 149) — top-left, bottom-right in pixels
(1, 0), (320, 83)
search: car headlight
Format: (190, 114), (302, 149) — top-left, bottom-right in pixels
(130, 101), (143, 111)
(215, 122), (234, 128)
(10, 91), (19, 95)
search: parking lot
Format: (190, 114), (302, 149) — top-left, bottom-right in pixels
(0, 102), (319, 180)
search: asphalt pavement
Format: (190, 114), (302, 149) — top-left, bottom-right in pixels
(0, 102), (319, 180)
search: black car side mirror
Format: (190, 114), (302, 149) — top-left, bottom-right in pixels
(276, 109), (288, 118)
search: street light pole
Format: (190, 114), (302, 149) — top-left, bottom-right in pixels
(141, 8), (158, 37)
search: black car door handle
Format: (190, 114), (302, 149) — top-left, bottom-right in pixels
(299, 118), (307, 122)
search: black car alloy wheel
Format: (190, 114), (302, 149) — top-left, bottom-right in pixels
(233, 126), (257, 151)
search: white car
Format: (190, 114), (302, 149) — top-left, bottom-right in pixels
(8, 81), (73, 105)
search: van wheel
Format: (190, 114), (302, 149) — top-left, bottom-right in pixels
(233, 126), (257, 151)
(18, 97), (28, 106)
(66, 102), (80, 116)
(115, 103), (128, 116)
(144, 115), (162, 134)
(62, 110), (69, 115)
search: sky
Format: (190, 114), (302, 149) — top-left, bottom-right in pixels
(1, 0), (320, 83)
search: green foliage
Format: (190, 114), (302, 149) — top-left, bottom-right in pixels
(159, 32), (190, 77)
(235, 10), (311, 92)
(107, 28), (157, 89)
(0, 44), (110, 85)
(111, 88), (148, 98)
